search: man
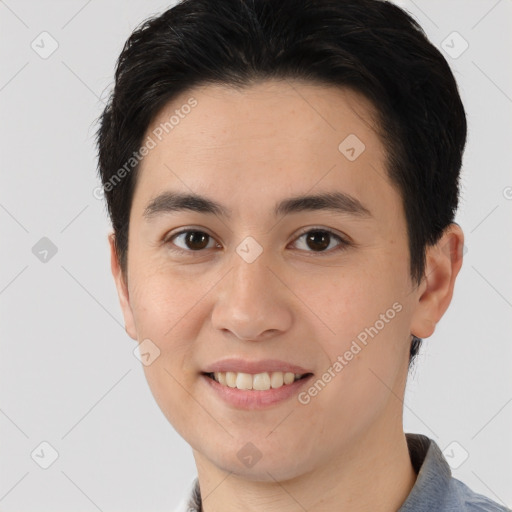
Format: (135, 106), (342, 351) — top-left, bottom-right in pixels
(95, 0), (508, 510)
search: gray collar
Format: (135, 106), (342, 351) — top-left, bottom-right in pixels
(398, 434), (451, 511)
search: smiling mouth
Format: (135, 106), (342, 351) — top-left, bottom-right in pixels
(203, 371), (313, 391)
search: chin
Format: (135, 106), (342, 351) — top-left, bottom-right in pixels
(202, 440), (313, 483)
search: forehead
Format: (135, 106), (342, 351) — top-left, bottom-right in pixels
(132, 80), (402, 228)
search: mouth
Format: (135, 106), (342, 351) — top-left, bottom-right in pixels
(202, 371), (313, 391)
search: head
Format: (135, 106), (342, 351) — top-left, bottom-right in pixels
(96, 0), (466, 483)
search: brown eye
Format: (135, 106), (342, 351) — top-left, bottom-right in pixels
(165, 227), (349, 256)
(167, 230), (217, 252)
(183, 231), (210, 250)
(292, 229), (349, 254)
(305, 231), (331, 251)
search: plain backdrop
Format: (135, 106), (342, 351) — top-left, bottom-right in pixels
(1, 0), (511, 510)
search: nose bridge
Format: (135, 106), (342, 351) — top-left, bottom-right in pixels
(233, 247), (272, 302)
(229, 245), (277, 317)
(211, 240), (292, 339)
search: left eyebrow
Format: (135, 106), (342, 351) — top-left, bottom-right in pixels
(143, 190), (373, 220)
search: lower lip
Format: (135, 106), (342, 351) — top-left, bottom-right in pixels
(201, 374), (314, 410)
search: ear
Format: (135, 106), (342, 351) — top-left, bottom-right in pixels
(410, 223), (465, 339)
(108, 232), (138, 340)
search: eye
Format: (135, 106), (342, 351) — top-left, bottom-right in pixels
(291, 228), (350, 254)
(166, 230), (219, 253)
(164, 227), (350, 255)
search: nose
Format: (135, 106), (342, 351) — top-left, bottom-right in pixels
(210, 249), (293, 341)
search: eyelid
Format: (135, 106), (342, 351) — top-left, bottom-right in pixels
(293, 225), (351, 244)
(164, 225), (352, 255)
(163, 227), (220, 252)
(290, 226), (352, 254)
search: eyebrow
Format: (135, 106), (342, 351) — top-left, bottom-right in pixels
(143, 190), (372, 220)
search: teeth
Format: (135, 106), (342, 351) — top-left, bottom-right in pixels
(270, 371), (283, 388)
(283, 372), (295, 385)
(226, 371), (237, 388)
(236, 372), (253, 390)
(211, 371), (305, 391)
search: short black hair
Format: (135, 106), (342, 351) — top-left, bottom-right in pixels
(95, 0), (467, 366)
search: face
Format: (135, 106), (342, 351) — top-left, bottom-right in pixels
(110, 80), (448, 482)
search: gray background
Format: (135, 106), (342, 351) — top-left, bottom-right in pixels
(1, 0), (511, 510)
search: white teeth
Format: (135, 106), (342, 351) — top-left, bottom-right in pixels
(236, 372), (253, 390)
(226, 371), (237, 388)
(283, 372), (295, 385)
(253, 372), (271, 390)
(211, 371), (305, 391)
(270, 371), (283, 388)
(217, 372), (227, 386)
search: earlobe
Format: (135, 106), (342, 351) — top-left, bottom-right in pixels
(108, 232), (138, 340)
(410, 223), (465, 339)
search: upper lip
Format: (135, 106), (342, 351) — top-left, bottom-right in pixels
(202, 358), (313, 375)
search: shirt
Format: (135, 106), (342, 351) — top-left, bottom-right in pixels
(174, 433), (510, 511)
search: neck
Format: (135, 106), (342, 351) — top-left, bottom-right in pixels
(193, 422), (417, 512)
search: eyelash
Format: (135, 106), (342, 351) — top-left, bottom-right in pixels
(163, 227), (351, 256)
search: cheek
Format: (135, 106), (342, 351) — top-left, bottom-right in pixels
(127, 262), (207, 341)
(127, 267), (208, 408)
(140, 359), (200, 443)
(316, 263), (404, 351)
(129, 268), (205, 433)
(306, 322), (408, 446)
(308, 267), (410, 421)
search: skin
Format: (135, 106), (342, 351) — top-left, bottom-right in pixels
(109, 80), (464, 511)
